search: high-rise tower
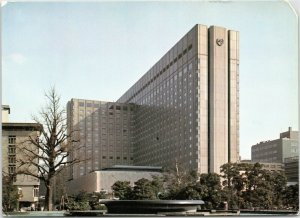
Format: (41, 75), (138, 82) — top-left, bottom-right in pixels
(68, 24), (239, 176)
(117, 24), (239, 173)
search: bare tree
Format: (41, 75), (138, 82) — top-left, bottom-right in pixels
(17, 88), (80, 211)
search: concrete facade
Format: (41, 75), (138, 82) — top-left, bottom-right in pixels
(117, 24), (239, 173)
(251, 127), (298, 163)
(2, 122), (41, 209)
(66, 166), (162, 195)
(284, 156), (299, 183)
(2, 105), (10, 122)
(67, 99), (135, 179)
(240, 160), (284, 172)
(67, 24), (239, 180)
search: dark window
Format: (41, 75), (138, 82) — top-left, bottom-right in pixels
(117, 157), (120, 160)
(123, 157), (127, 160)
(8, 166), (16, 174)
(102, 156), (106, 159)
(123, 106), (128, 111)
(109, 156), (113, 159)
(116, 106), (121, 110)
(8, 145), (16, 154)
(8, 136), (16, 144)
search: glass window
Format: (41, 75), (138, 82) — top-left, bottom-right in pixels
(8, 136), (16, 144)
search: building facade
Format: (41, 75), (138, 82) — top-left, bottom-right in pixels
(284, 156), (299, 184)
(2, 105), (10, 122)
(66, 165), (162, 195)
(240, 160), (284, 172)
(2, 118), (41, 209)
(67, 24), (240, 178)
(117, 24), (239, 173)
(67, 99), (135, 179)
(251, 127), (298, 163)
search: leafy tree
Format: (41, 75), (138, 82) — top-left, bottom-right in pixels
(283, 184), (299, 210)
(17, 88), (81, 211)
(150, 175), (165, 199)
(65, 191), (92, 211)
(111, 181), (132, 200)
(198, 173), (222, 209)
(132, 178), (157, 200)
(271, 171), (287, 209)
(220, 163), (245, 209)
(2, 174), (19, 212)
(175, 184), (202, 200)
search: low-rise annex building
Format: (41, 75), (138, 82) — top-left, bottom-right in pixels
(66, 165), (162, 196)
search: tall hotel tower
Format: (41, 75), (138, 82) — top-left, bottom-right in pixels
(68, 24), (239, 177)
(117, 24), (239, 173)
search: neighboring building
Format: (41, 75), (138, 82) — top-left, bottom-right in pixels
(240, 160), (284, 172)
(66, 165), (162, 195)
(67, 99), (135, 179)
(2, 114), (41, 209)
(251, 127), (298, 163)
(67, 24), (240, 178)
(2, 105), (10, 122)
(284, 156), (299, 184)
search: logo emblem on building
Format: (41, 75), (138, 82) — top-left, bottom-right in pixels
(216, 38), (224, 46)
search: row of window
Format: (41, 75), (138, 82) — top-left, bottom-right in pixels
(126, 44), (193, 103)
(101, 156), (133, 160)
(78, 102), (134, 111)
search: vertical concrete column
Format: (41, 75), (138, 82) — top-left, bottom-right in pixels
(208, 26), (229, 173)
(228, 30), (240, 163)
(196, 24), (209, 173)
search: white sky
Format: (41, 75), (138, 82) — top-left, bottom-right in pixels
(2, 1), (298, 159)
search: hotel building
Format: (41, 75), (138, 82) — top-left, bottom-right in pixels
(117, 24), (239, 173)
(68, 24), (240, 179)
(67, 100), (135, 179)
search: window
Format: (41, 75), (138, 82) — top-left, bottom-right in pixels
(102, 156), (106, 159)
(33, 187), (39, 197)
(8, 166), (16, 174)
(8, 155), (16, 164)
(79, 102), (85, 107)
(8, 145), (16, 154)
(8, 136), (16, 144)
(109, 156), (113, 159)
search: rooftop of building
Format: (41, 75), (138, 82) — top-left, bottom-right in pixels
(100, 165), (162, 172)
(2, 122), (42, 131)
(253, 127), (298, 146)
(2, 105), (10, 113)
